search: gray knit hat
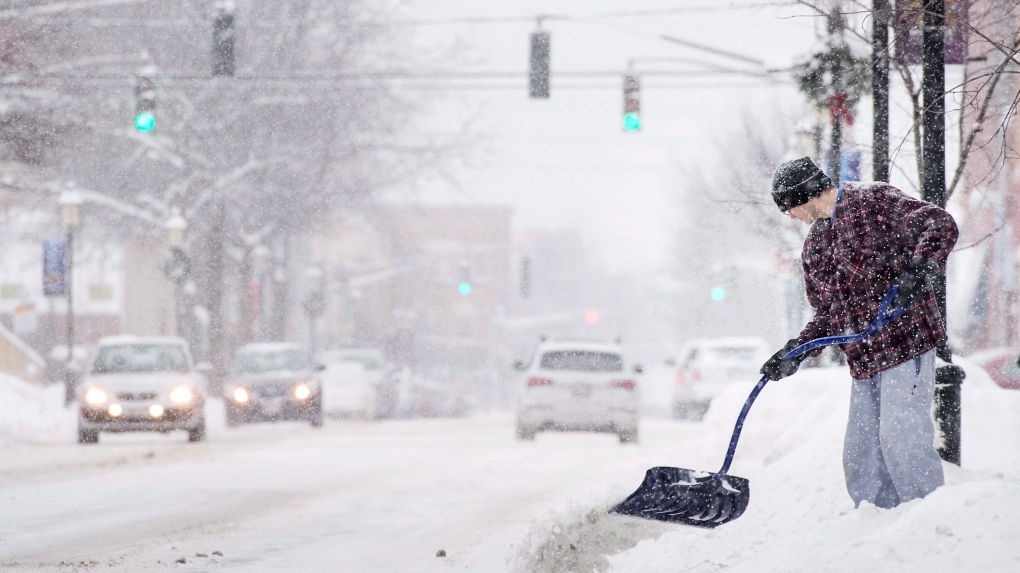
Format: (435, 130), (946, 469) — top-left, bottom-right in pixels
(771, 157), (833, 212)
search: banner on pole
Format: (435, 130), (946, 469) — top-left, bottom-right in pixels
(894, 0), (968, 65)
(43, 240), (67, 297)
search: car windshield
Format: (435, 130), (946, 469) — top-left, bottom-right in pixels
(539, 351), (623, 372)
(320, 351), (384, 370)
(234, 349), (310, 374)
(91, 344), (189, 374)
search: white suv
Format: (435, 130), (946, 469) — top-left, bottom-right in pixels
(515, 339), (640, 444)
(77, 336), (207, 444)
(670, 337), (769, 421)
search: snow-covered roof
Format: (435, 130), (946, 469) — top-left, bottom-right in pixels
(236, 342), (306, 353)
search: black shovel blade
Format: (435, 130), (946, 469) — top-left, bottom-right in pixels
(610, 467), (750, 529)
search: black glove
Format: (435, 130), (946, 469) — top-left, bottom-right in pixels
(893, 259), (938, 308)
(760, 338), (807, 381)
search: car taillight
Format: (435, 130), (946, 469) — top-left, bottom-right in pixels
(610, 380), (635, 391)
(691, 369), (702, 382)
(676, 371), (686, 387)
(528, 377), (553, 387)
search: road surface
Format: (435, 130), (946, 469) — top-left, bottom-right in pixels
(0, 402), (707, 572)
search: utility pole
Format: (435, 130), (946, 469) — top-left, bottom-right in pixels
(827, 8), (845, 183)
(872, 0), (891, 182)
(208, 201), (226, 382)
(921, 0), (963, 465)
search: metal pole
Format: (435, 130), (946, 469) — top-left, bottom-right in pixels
(828, 9), (844, 183)
(64, 228), (75, 407)
(208, 200), (226, 379)
(872, 0), (891, 182)
(921, 0), (961, 465)
(175, 283), (181, 338)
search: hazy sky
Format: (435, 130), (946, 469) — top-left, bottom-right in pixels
(390, 1), (826, 275)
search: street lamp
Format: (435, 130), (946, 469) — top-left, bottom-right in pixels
(252, 246), (271, 341)
(59, 190), (82, 407)
(162, 209), (190, 338)
(303, 265), (326, 352)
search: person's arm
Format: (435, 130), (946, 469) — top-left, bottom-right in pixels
(887, 189), (959, 306)
(898, 191), (959, 266)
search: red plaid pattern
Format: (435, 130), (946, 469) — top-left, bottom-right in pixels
(798, 182), (958, 379)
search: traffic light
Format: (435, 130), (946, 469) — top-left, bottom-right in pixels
(213, 3), (235, 77)
(585, 310), (600, 324)
(134, 75), (155, 133)
(529, 30), (550, 98)
(458, 264), (472, 296)
(623, 75), (640, 132)
(710, 286), (726, 302)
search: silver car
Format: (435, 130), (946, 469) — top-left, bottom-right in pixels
(77, 336), (207, 444)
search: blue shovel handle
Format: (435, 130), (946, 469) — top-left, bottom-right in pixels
(712, 285), (907, 479)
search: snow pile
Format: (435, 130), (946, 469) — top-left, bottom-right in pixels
(0, 374), (75, 443)
(604, 359), (1020, 572)
(507, 498), (667, 573)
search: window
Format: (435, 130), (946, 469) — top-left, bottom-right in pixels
(539, 351), (623, 373)
(234, 349), (311, 374)
(91, 344), (188, 374)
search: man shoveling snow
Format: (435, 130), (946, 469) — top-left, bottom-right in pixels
(761, 156), (958, 509)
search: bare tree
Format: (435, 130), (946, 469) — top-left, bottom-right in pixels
(2, 0), (468, 366)
(798, 0), (1020, 200)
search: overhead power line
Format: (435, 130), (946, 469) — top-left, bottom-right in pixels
(659, 34), (766, 67)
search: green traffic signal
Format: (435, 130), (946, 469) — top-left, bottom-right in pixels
(710, 286), (726, 302)
(623, 112), (640, 132)
(458, 281), (472, 296)
(135, 112), (155, 132)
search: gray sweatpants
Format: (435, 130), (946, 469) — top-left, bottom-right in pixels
(843, 349), (944, 508)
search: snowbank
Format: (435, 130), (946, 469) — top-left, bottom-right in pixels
(513, 360), (1020, 572)
(0, 374), (76, 443)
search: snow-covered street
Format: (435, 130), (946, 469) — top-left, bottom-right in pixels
(0, 384), (704, 572)
(3, 360), (1020, 572)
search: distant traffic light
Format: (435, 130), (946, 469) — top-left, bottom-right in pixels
(529, 30), (550, 98)
(710, 286), (726, 302)
(623, 75), (640, 132)
(519, 256), (531, 298)
(585, 310), (599, 324)
(134, 75), (155, 132)
(213, 3), (235, 77)
(458, 264), (472, 296)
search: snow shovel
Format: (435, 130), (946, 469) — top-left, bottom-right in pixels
(611, 285), (907, 528)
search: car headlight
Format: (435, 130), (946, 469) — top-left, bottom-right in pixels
(149, 404), (164, 418)
(169, 386), (194, 404)
(108, 404), (123, 417)
(294, 383), (311, 400)
(233, 387), (250, 403)
(84, 388), (108, 405)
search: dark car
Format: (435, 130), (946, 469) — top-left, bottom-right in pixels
(224, 343), (324, 427)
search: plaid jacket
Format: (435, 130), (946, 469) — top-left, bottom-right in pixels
(798, 182), (958, 379)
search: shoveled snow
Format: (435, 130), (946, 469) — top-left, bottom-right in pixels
(0, 374), (75, 444)
(510, 357), (1020, 573)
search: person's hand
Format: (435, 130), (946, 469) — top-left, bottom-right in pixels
(760, 339), (807, 381)
(893, 259), (937, 308)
